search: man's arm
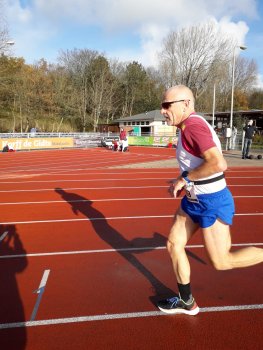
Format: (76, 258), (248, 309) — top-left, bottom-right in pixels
(187, 147), (227, 180)
(171, 147), (227, 198)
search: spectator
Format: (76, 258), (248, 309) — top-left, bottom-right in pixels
(242, 120), (257, 159)
(119, 128), (127, 141)
(119, 128), (127, 152)
(120, 137), (129, 152)
(2, 144), (10, 152)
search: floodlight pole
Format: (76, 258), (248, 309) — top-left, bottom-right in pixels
(212, 83), (216, 129)
(1, 40), (15, 55)
(229, 45), (247, 149)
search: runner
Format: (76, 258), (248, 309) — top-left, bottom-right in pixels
(157, 85), (263, 315)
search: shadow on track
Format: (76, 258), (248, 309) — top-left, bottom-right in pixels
(0, 225), (28, 350)
(55, 188), (176, 304)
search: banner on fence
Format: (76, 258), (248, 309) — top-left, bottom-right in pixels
(128, 136), (153, 146)
(128, 136), (177, 146)
(0, 137), (74, 151)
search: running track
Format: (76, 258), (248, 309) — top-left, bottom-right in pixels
(0, 147), (262, 350)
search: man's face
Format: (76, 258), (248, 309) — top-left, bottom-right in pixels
(161, 92), (187, 126)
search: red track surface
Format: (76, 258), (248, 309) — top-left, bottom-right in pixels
(0, 147), (262, 350)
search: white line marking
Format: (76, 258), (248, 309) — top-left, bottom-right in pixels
(0, 176), (186, 186)
(0, 215), (170, 226)
(35, 269), (50, 294)
(0, 198), (176, 206)
(0, 195), (263, 206)
(0, 243), (262, 259)
(0, 183), (262, 193)
(30, 270), (50, 321)
(0, 231), (8, 242)
(0, 213), (263, 226)
(0, 303), (262, 329)
(0, 169), (261, 180)
(0, 174), (262, 184)
(0, 186), (166, 193)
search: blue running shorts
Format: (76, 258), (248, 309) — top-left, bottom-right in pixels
(181, 187), (235, 228)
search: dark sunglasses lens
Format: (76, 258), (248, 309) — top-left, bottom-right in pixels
(162, 102), (170, 109)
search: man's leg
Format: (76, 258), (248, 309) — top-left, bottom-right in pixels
(242, 138), (248, 158)
(202, 219), (263, 270)
(245, 139), (252, 158)
(157, 206), (200, 315)
(167, 206), (199, 283)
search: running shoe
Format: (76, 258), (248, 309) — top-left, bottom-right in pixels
(157, 296), (199, 315)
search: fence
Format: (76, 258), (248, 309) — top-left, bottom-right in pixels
(0, 131), (262, 152)
(0, 132), (177, 151)
(0, 132), (103, 151)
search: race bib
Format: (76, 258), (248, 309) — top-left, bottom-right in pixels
(185, 183), (199, 203)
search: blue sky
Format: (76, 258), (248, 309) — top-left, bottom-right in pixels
(4, 0), (263, 87)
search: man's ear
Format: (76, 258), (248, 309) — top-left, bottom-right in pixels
(184, 99), (190, 108)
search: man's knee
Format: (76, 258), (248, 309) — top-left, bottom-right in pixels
(166, 237), (186, 256)
(209, 255), (232, 271)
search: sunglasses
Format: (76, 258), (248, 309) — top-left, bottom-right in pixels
(161, 99), (187, 109)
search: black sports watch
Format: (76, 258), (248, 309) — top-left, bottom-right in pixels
(182, 170), (191, 184)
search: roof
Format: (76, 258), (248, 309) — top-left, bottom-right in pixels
(114, 110), (163, 122)
(205, 109), (263, 117)
(112, 109), (263, 124)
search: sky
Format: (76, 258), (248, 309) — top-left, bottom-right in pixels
(3, 0), (263, 87)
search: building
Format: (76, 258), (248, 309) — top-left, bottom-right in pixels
(110, 109), (263, 135)
(205, 109), (263, 131)
(114, 110), (176, 135)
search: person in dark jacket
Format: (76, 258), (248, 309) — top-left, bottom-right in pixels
(242, 120), (257, 159)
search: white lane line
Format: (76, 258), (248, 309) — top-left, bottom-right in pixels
(0, 212), (263, 226)
(0, 198), (176, 206)
(0, 183), (263, 194)
(0, 303), (262, 329)
(30, 270), (50, 321)
(0, 215), (171, 226)
(0, 177), (175, 185)
(1, 170), (262, 180)
(1, 195), (263, 206)
(0, 175), (262, 184)
(1, 243), (262, 259)
(0, 186), (167, 193)
(1, 176), (174, 185)
(0, 231), (8, 242)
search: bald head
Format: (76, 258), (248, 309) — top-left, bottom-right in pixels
(164, 85), (195, 108)
(161, 85), (196, 126)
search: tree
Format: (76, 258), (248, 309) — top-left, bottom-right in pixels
(118, 61), (163, 117)
(0, 1), (13, 55)
(248, 89), (263, 109)
(158, 21), (258, 115)
(85, 55), (117, 131)
(158, 21), (235, 98)
(58, 49), (100, 131)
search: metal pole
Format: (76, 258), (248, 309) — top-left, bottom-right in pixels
(229, 45), (247, 150)
(229, 51), (236, 131)
(212, 83), (216, 129)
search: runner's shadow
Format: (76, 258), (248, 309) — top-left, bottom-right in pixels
(0, 225), (28, 350)
(130, 233), (206, 265)
(55, 188), (175, 301)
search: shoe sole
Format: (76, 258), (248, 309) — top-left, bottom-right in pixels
(158, 305), (200, 316)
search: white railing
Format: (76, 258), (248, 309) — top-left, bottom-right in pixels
(0, 132), (105, 138)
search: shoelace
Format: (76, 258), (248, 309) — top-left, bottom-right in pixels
(168, 296), (193, 306)
(168, 296), (179, 304)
